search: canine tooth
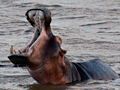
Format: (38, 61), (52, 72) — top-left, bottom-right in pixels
(18, 50), (22, 54)
(26, 46), (29, 52)
(14, 50), (17, 53)
(10, 45), (13, 54)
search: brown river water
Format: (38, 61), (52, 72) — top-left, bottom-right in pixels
(0, 0), (120, 90)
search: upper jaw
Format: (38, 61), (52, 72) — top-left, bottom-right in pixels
(8, 8), (52, 65)
(8, 10), (45, 65)
(25, 8), (46, 27)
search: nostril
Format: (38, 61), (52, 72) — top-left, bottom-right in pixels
(33, 14), (35, 16)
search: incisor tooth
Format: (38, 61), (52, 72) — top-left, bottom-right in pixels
(18, 50), (22, 54)
(26, 46), (29, 52)
(10, 45), (13, 54)
(14, 50), (17, 53)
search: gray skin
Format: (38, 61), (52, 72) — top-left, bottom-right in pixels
(8, 8), (119, 84)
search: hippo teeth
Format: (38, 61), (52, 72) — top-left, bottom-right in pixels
(26, 46), (29, 53)
(10, 46), (30, 55)
(10, 45), (13, 54)
(14, 50), (17, 53)
(10, 45), (18, 54)
(18, 50), (22, 54)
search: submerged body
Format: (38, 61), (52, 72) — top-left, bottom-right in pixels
(71, 59), (118, 81)
(8, 7), (119, 84)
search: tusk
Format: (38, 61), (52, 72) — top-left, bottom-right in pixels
(26, 46), (29, 53)
(10, 45), (13, 54)
(18, 50), (22, 54)
(14, 50), (17, 53)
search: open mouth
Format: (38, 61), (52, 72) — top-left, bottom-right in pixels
(8, 8), (47, 65)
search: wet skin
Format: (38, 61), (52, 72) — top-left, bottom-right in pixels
(8, 8), (119, 84)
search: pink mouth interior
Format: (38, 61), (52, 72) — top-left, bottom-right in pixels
(8, 9), (45, 65)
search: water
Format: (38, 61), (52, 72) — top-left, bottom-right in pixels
(0, 0), (120, 89)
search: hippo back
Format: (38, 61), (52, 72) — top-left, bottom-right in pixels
(72, 59), (119, 81)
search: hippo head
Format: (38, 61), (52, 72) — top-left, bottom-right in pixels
(8, 8), (67, 71)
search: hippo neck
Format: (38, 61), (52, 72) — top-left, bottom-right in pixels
(40, 27), (53, 40)
(27, 27), (54, 67)
(29, 26), (53, 51)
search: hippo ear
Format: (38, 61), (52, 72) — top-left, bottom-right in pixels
(60, 48), (67, 56)
(58, 48), (67, 73)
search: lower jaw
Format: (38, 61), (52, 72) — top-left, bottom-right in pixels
(8, 53), (28, 65)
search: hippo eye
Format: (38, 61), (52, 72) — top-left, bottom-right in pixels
(58, 38), (61, 41)
(55, 36), (62, 44)
(58, 37), (62, 43)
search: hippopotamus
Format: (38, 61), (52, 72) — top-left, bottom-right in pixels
(8, 7), (119, 84)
